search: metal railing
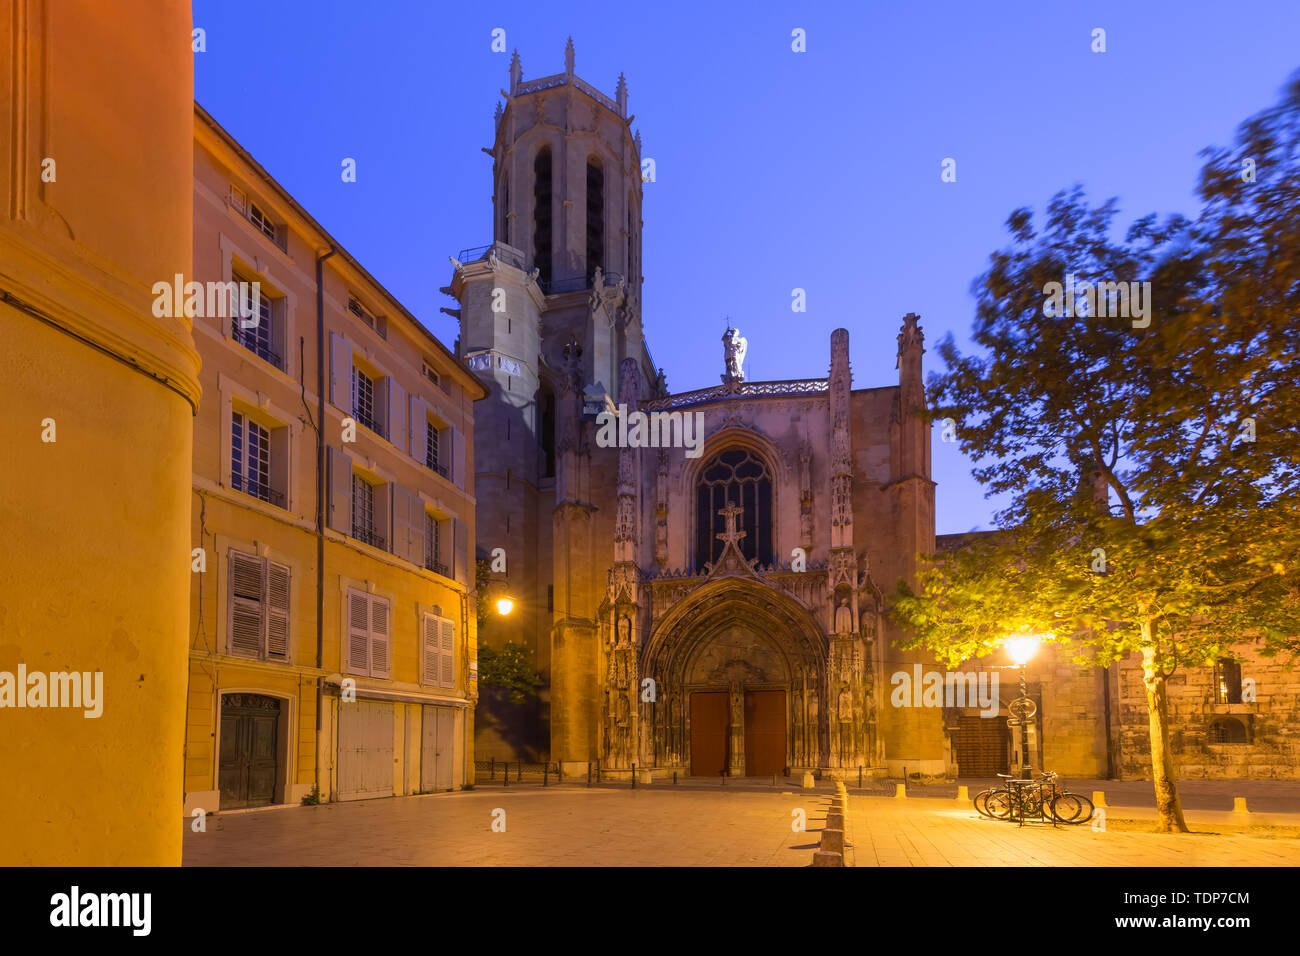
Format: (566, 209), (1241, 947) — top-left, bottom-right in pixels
(231, 323), (282, 370)
(352, 527), (386, 551)
(232, 474), (286, 508)
(352, 408), (387, 440)
(424, 556), (448, 576)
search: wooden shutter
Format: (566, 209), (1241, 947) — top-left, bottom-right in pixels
(329, 333), (352, 410)
(229, 184), (247, 215)
(229, 550), (264, 657)
(451, 427), (465, 487)
(347, 589), (370, 674)
(390, 484), (417, 563)
(266, 561), (290, 659)
(453, 518), (469, 586)
(439, 617), (456, 688)
(388, 377), (405, 452)
(370, 597), (390, 679)
(327, 446), (352, 535)
(407, 491), (426, 568)
(422, 613), (440, 685)
(409, 397), (428, 464)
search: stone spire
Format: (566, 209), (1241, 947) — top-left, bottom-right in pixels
(564, 36), (575, 76)
(616, 72), (628, 116)
(509, 49), (521, 94)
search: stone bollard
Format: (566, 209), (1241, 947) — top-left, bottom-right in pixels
(802, 771), (816, 790)
(821, 828), (845, 854)
(1092, 790), (1107, 808)
(894, 783), (907, 798)
(637, 769), (652, 785)
(1233, 796), (1249, 814)
(813, 851), (843, 867)
(772, 774), (779, 787)
(957, 785), (969, 801)
(826, 811), (845, 831)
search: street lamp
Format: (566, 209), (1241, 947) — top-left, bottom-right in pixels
(495, 595), (515, 616)
(1003, 633), (1043, 780)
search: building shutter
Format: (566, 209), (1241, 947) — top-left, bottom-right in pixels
(388, 377), (406, 452)
(453, 518), (469, 586)
(451, 427), (465, 487)
(347, 589), (370, 674)
(266, 561), (290, 659)
(329, 333), (352, 411)
(229, 550), (264, 657)
(229, 183), (247, 215)
(390, 484), (417, 563)
(408, 492), (426, 569)
(327, 446), (352, 535)
(422, 613), (440, 685)
(439, 617), (456, 688)
(370, 598), (390, 679)
(409, 397), (428, 464)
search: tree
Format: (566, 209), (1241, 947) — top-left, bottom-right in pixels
(894, 74), (1300, 833)
(476, 642), (542, 703)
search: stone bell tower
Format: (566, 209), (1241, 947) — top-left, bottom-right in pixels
(449, 39), (663, 762)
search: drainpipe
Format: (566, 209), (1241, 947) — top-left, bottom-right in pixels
(314, 246), (337, 793)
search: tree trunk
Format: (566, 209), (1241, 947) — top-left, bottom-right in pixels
(1141, 638), (1189, 833)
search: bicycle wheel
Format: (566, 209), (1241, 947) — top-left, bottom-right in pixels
(985, 789), (1015, 820)
(974, 789), (996, 817)
(1050, 792), (1093, 824)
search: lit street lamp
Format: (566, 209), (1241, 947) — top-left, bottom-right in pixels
(495, 595), (515, 616)
(1004, 633), (1043, 780)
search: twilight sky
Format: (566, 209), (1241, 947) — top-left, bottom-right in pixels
(192, 0), (1300, 534)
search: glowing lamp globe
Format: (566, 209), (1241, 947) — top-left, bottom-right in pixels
(495, 596), (515, 616)
(1004, 635), (1042, 666)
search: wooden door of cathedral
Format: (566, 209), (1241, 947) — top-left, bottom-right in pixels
(744, 690), (786, 776)
(690, 691), (729, 776)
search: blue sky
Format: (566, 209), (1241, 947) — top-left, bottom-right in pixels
(193, 0), (1300, 534)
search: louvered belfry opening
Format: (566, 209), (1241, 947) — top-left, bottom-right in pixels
(586, 158), (604, 285)
(533, 148), (552, 287)
(695, 448), (773, 570)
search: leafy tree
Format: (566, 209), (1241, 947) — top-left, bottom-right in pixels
(476, 642), (542, 703)
(894, 75), (1300, 833)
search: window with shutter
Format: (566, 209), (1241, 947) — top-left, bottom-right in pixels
(228, 550), (291, 660)
(370, 598), (390, 678)
(347, 589), (370, 675)
(266, 562), (290, 660)
(422, 613), (440, 685)
(439, 618), (456, 689)
(229, 551), (264, 657)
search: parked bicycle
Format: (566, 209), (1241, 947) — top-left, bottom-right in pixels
(974, 771), (1094, 825)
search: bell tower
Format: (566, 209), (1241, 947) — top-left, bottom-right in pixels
(449, 40), (662, 764)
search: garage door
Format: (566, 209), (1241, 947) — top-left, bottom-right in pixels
(338, 700), (395, 800)
(420, 705), (456, 792)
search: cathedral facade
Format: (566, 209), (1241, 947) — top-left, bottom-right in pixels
(451, 43), (946, 777)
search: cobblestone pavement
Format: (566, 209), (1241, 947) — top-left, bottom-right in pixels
(182, 784), (1300, 867)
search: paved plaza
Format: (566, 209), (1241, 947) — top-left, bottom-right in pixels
(183, 780), (1300, 867)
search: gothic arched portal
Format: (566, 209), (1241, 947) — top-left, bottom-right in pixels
(642, 577), (828, 774)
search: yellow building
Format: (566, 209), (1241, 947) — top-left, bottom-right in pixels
(0, 0), (200, 865)
(183, 106), (486, 814)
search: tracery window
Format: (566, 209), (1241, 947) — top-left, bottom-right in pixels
(695, 448), (772, 570)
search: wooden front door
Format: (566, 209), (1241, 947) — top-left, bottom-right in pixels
(744, 690), (786, 776)
(421, 705), (455, 792)
(218, 693), (280, 809)
(689, 691), (729, 776)
(952, 715), (1010, 776)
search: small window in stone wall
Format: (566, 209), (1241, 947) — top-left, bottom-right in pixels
(1214, 658), (1243, 704)
(1208, 717), (1248, 744)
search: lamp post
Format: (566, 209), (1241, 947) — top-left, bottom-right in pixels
(1004, 635), (1042, 780)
